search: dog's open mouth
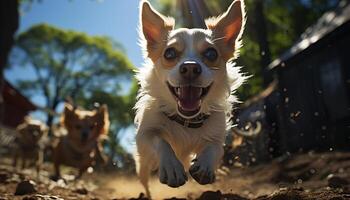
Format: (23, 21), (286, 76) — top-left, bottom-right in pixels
(167, 82), (211, 117)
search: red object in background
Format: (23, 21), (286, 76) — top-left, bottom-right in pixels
(1, 80), (36, 128)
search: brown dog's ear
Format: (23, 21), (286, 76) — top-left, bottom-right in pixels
(206, 0), (245, 60)
(61, 103), (75, 127)
(96, 104), (110, 136)
(140, 0), (174, 60)
(63, 103), (74, 114)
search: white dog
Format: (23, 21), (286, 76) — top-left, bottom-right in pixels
(135, 0), (246, 197)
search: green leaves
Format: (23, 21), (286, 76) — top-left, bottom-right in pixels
(13, 23), (135, 103)
(12, 23), (136, 127)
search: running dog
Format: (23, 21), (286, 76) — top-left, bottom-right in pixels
(51, 103), (109, 180)
(13, 117), (48, 176)
(135, 0), (246, 197)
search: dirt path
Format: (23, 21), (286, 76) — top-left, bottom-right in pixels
(1, 152), (350, 199)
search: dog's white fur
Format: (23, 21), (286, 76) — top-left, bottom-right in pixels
(134, 0), (246, 197)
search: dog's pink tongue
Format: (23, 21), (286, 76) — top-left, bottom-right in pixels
(178, 86), (202, 111)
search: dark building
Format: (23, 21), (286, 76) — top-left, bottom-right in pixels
(228, 1), (350, 164)
(0, 80), (36, 149)
(268, 1), (350, 153)
(1, 80), (36, 128)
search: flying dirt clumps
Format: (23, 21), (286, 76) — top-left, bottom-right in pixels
(14, 180), (37, 195)
(255, 188), (350, 200)
(0, 172), (10, 183)
(327, 175), (349, 189)
(198, 190), (248, 200)
(22, 194), (64, 200)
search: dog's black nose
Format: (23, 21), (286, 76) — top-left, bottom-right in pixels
(81, 130), (89, 142)
(179, 61), (202, 79)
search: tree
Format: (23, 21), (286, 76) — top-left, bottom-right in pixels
(252, 0), (272, 85)
(10, 23), (135, 134)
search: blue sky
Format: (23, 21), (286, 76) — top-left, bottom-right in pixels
(5, 0), (144, 152)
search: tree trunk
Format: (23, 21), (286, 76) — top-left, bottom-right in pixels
(46, 114), (55, 136)
(46, 100), (59, 136)
(253, 0), (272, 86)
(0, 0), (19, 124)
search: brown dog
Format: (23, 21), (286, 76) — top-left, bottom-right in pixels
(51, 103), (109, 180)
(13, 117), (48, 175)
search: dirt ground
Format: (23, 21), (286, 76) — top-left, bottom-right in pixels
(1, 151), (350, 200)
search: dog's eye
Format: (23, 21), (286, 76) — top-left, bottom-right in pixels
(203, 48), (218, 61)
(164, 47), (177, 60)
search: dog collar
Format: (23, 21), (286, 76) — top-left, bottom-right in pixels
(164, 112), (209, 128)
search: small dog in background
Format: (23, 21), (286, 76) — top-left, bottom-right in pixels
(51, 103), (109, 180)
(13, 117), (48, 175)
(135, 0), (246, 197)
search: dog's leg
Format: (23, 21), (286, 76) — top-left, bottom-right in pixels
(50, 161), (61, 181)
(138, 156), (152, 198)
(50, 147), (61, 181)
(158, 138), (188, 187)
(136, 132), (157, 198)
(21, 154), (27, 169)
(95, 142), (108, 165)
(76, 169), (85, 180)
(12, 149), (18, 168)
(76, 162), (90, 180)
(189, 143), (223, 185)
(36, 150), (43, 180)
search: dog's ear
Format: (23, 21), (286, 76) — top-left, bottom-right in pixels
(40, 124), (49, 136)
(23, 116), (32, 124)
(63, 103), (75, 116)
(61, 103), (75, 127)
(95, 104), (110, 136)
(140, 0), (174, 60)
(97, 104), (108, 117)
(206, 0), (245, 60)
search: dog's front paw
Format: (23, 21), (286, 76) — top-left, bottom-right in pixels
(189, 159), (215, 185)
(159, 156), (187, 187)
